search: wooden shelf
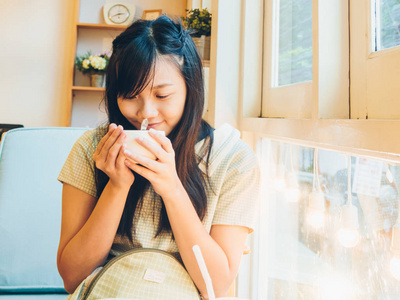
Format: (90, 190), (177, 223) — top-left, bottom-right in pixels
(77, 23), (128, 30)
(72, 86), (105, 92)
(202, 60), (210, 67)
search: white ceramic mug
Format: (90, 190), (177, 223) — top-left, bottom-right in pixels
(124, 130), (165, 163)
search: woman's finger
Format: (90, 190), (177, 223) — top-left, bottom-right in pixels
(101, 125), (124, 156)
(116, 144), (129, 169)
(93, 123), (117, 157)
(124, 149), (158, 171)
(148, 128), (174, 153)
(135, 136), (167, 161)
(125, 158), (155, 181)
(106, 131), (127, 166)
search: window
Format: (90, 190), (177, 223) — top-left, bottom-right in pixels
(274, 0), (312, 87)
(233, 0), (400, 299)
(351, 0), (400, 119)
(252, 139), (400, 299)
(262, 0), (314, 119)
(373, 0), (400, 52)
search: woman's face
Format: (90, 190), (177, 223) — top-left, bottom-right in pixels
(117, 57), (186, 136)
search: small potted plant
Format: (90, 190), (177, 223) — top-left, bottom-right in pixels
(75, 51), (110, 87)
(182, 8), (212, 60)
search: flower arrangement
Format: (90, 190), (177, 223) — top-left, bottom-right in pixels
(182, 8), (212, 37)
(75, 52), (110, 75)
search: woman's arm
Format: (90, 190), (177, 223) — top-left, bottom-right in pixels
(57, 182), (130, 293)
(163, 188), (249, 298)
(57, 124), (134, 293)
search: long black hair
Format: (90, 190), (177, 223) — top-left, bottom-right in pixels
(95, 16), (214, 241)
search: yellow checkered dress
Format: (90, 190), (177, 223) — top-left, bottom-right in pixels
(58, 123), (260, 266)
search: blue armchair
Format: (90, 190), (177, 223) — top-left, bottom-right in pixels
(0, 127), (88, 299)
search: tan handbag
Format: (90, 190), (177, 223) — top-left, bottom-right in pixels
(68, 248), (201, 300)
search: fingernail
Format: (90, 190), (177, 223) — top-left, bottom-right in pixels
(110, 123), (117, 129)
(149, 128), (156, 133)
(124, 149), (132, 156)
(137, 137), (143, 142)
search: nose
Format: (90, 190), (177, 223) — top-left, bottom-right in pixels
(137, 98), (158, 120)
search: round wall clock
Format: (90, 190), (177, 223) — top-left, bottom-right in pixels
(103, 2), (136, 25)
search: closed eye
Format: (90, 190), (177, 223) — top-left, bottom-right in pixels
(156, 94), (170, 99)
(123, 95), (139, 101)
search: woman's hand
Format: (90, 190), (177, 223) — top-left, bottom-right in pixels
(92, 124), (134, 189)
(123, 128), (183, 198)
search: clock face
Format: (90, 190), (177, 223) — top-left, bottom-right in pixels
(108, 4), (130, 24)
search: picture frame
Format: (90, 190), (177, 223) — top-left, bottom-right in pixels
(142, 9), (162, 20)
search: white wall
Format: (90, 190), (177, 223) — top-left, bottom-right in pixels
(0, 0), (75, 127)
(206, 0), (242, 128)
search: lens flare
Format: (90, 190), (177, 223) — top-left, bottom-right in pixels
(337, 228), (360, 248)
(390, 256), (400, 281)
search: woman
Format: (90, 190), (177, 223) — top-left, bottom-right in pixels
(57, 16), (259, 298)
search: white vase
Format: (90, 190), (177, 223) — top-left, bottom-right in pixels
(90, 73), (105, 87)
(192, 35), (210, 61)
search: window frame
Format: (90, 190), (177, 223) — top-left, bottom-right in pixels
(261, 0), (313, 119)
(350, 0), (400, 119)
(238, 0), (400, 158)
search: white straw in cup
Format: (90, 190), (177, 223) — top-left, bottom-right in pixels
(140, 118), (148, 130)
(192, 244), (216, 300)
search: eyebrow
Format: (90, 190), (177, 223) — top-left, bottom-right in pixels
(152, 83), (174, 89)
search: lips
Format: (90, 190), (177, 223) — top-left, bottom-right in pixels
(132, 120), (163, 130)
(146, 121), (163, 129)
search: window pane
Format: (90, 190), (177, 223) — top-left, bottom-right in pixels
(275, 0), (312, 87)
(256, 139), (400, 299)
(374, 0), (400, 51)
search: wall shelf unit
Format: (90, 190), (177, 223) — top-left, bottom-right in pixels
(72, 86), (105, 92)
(67, 0), (128, 127)
(77, 23), (129, 30)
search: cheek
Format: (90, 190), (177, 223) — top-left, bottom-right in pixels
(166, 98), (185, 119)
(160, 105), (182, 120)
(118, 101), (136, 117)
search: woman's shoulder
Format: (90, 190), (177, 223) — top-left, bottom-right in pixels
(75, 125), (108, 151)
(196, 123), (258, 176)
(214, 124), (257, 166)
(213, 124), (250, 150)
